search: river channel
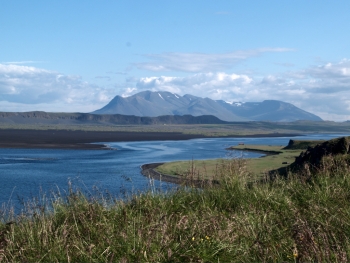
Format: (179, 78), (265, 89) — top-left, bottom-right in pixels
(0, 133), (347, 209)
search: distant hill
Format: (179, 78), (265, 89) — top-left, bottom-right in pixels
(0, 112), (227, 125)
(93, 90), (323, 122)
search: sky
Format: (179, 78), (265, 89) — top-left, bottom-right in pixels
(1, 1), (350, 121)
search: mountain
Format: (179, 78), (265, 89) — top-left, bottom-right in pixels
(93, 90), (322, 122)
(93, 91), (246, 121)
(215, 100), (322, 122)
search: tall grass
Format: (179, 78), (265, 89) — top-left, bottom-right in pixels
(1, 155), (350, 262)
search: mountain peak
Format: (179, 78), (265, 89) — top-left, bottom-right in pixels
(93, 90), (322, 122)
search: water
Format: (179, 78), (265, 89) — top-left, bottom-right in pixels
(0, 133), (347, 209)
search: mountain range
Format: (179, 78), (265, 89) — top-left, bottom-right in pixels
(93, 90), (322, 122)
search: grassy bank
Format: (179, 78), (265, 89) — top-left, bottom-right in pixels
(1, 155), (350, 262)
(156, 140), (327, 179)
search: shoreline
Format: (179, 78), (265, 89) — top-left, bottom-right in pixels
(140, 163), (219, 187)
(141, 146), (287, 185)
(227, 147), (283, 156)
(0, 128), (302, 150)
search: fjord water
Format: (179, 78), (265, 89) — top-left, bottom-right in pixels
(0, 134), (347, 209)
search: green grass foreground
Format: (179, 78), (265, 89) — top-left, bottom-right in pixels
(1, 156), (350, 262)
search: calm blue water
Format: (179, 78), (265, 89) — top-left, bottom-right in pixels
(0, 133), (347, 209)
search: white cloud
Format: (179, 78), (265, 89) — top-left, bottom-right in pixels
(307, 59), (350, 78)
(132, 59), (350, 121)
(136, 72), (252, 99)
(135, 48), (294, 73)
(0, 64), (116, 112)
(2, 58), (350, 121)
(254, 60), (350, 120)
(121, 87), (137, 98)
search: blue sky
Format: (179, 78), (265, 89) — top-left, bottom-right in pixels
(1, 1), (350, 121)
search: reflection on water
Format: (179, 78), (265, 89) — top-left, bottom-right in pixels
(0, 133), (348, 208)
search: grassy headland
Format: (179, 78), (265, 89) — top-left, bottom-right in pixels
(1, 137), (350, 262)
(155, 139), (326, 179)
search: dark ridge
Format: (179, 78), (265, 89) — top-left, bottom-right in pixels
(290, 136), (350, 171)
(0, 112), (227, 125)
(283, 139), (326, 150)
(272, 137), (350, 177)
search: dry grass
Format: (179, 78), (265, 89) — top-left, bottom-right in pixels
(1, 155), (350, 262)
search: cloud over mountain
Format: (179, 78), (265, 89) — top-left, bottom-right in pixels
(130, 59), (350, 121)
(1, 58), (350, 121)
(136, 72), (252, 100)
